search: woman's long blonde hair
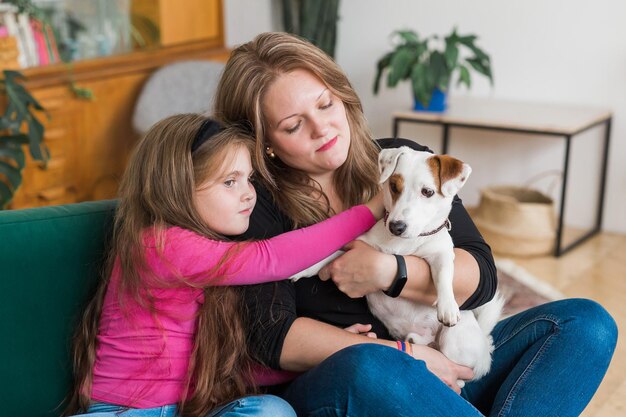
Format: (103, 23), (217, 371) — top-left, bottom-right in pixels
(214, 32), (380, 227)
(65, 114), (256, 417)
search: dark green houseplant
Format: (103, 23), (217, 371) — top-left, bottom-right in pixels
(373, 27), (493, 111)
(281, 0), (340, 58)
(0, 70), (49, 208)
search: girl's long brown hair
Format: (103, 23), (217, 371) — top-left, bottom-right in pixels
(65, 114), (256, 417)
(214, 32), (380, 227)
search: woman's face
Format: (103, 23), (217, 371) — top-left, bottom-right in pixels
(262, 69), (351, 180)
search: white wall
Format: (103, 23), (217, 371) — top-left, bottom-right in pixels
(224, 0), (626, 234)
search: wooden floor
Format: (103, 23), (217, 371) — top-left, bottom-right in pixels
(508, 232), (626, 417)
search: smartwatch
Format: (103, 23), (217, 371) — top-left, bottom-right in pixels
(384, 255), (407, 298)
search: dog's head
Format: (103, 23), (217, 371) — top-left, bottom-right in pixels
(378, 146), (471, 238)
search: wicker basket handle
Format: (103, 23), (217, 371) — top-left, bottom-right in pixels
(523, 170), (562, 198)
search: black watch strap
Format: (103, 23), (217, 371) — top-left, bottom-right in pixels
(384, 255), (407, 298)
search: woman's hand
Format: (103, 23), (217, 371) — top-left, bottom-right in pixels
(343, 323), (377, 339)
(318, 240), (396, 298)
(410, 343), (474, 394)
(364, 192), (385, 220)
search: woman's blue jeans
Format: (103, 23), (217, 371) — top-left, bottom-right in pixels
(279, 298), (617, 416)
(73, 395), (296, 417)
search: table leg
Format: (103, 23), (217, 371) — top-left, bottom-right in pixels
(596, 118), (612, 230)
(558, 119), (612, 256)
(555, 135), (572, 256)
(442, 124), (450, 154)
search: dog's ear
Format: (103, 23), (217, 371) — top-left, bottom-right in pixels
(378, 147), (406, 183)
(428, 155), (472, 197)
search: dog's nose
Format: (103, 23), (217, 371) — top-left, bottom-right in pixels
(389, 221), (407, 236)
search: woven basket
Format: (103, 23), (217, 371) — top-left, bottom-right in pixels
(472, 185), (556, 257)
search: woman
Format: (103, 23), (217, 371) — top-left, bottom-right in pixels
(213, 32), (617, 416)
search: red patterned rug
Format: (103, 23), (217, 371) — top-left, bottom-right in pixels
(496, 259), (565, 318)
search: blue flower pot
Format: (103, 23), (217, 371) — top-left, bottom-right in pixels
(413, 88), (448, 112)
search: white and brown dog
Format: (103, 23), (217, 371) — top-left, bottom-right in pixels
(292, 146), (503, 383)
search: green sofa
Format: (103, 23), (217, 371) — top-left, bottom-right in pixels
(0, 200), (117, 417)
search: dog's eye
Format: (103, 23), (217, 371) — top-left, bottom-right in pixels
(421, 188), (435, 198)
(390, 182), (399, 194)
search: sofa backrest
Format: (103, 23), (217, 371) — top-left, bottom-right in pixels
(0, 200), (117, 417)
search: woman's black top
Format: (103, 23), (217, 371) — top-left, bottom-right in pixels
(238, 138), (497, 369)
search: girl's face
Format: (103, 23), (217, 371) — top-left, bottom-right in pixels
(262, 69), (351, 182)
(193, 146), (256, 236)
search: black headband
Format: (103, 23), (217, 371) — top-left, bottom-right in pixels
(191, 118), (224, 153)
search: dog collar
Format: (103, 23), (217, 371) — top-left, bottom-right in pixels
(384, 213), (451, 237)
(418, 219), (452, 237)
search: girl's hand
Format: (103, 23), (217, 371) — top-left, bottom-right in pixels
(410, 343), (474, 394)
(319, 240), (396, 298)
(343, 323), (377, 339)
(364, 192), (385, 220)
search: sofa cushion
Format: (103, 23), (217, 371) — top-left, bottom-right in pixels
(0, 200), (117, 417)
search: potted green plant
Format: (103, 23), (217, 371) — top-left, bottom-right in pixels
(0, 70), (49, 208)
(373, 27), (493, 112)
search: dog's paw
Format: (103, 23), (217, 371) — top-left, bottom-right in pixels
(436, 298), (460, 327)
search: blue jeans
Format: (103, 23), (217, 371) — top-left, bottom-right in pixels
(280, 299), (617, 416)
(72, 395), (296, 417)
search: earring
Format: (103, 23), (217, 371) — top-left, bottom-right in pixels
(265, 146), (276, 159)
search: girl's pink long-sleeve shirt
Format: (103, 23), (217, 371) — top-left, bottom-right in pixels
(90, 205), (376, 408)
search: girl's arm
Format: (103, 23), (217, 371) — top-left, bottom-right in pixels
(148, 204), (379, 286)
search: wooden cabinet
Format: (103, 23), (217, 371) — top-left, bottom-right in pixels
(132, 0), (223, 46)
(7, 1), (228, 209)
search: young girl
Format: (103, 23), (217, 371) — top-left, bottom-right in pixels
(64, 114), (383, 417)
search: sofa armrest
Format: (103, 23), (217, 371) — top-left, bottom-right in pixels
(0, 200), (117, 417)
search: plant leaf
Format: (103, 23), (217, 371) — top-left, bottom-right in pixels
(373, 51), (393, 94)
(0, 133), (29, 145)
(2, 70), (26, 84)
(466, 43), (490, 63)
(387, 47), (415, 87)
(26, 116), (49, 163)
(457, 34), (478, 47)
(0, 146), (26, 169)
(444, 29), (458, 46)
(456, 35), (494, 85)
(1, 69), (49, 165)
(429, 51), (448, 90)
(411, 63), (431, 107)
(0, 179), (14, 209)
(0, 159), (22, 191)
(466, 57), (493, 83)
(457, 65), (471, 89)
(444, 41), (459, 71)
(393, 30), (420, 45)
